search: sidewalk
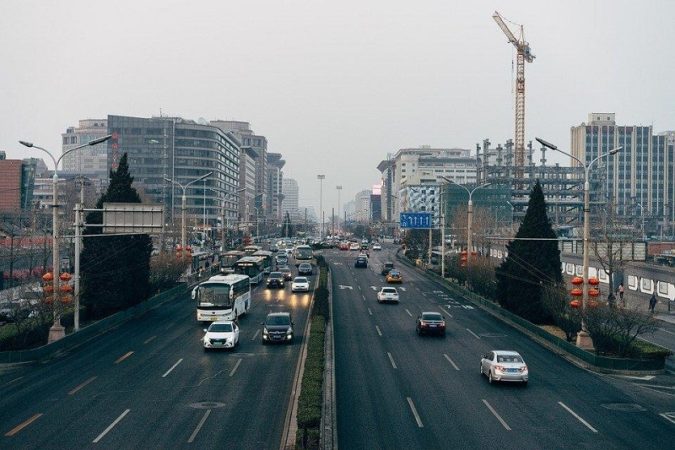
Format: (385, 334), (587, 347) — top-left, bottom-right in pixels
(655, 313), (675, 325)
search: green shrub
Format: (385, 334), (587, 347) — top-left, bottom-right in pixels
(295, 315), (326, 448)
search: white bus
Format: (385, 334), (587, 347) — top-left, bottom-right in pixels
(294, 245), (313, 266)
(192, 274), (251, 323)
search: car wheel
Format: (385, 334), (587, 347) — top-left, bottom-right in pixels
(488, 371), (494, 384)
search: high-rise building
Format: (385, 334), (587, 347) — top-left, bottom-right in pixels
(282, 178), (300, 219)
(61, 119), (109, 176)
(266, 153), (285, 224)
(571, 113), (675, 235)
(107, 115), (240, 229)
(0, 152), (41, 213)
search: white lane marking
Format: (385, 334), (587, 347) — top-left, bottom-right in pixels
(466, 328), (481, 340)
(114, 351), (134, 364)
(482, 400), (511, 431)
(143, 335), (157, 345)
(387, 352), (398, 369)
(162, 358), (184, 378)
(368, 308), (373, 316)
(93, 409), (130, 443)
(5, 413), (43, 437)
(187, 409), (211, 443)
(421, 292), (427, 297)
(338, 285), (353, 290)
(558, 402), (598, 433)
(251, 329), (261, 341)
(443, 354), (460, 371)
(370, 286), (377, 291)
(229, 359), (242, 377)
(362, 295), (366, 301)
(68, 376), (97, 395)
(406, 397), (424, 428)
(442, 306), (454, 318)
(405, 309), (413, 317)
(660, 412), (675, 425)
(3, 376), (24, 388)
(462, 305), (474, 310)
(616, 374), (655, 381)
(658, 327), (675, 335)
(357, 285), (362, 291)
(375, 325), (383, 337)
(399, 287), (406, 292)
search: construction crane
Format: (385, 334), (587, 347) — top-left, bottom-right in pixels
(492, 11), (535, 181)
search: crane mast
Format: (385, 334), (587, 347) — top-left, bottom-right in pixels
(492, 11), (535, 181)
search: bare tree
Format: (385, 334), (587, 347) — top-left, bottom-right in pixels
(541, 282), (582, 342)
(583, 304), (657, 357)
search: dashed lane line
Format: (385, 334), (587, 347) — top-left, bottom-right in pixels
(68, 376), (97, 395)
(4, 413), (43, 437)
(443, 354), (460, 371)
(482, 400), (511, 431)
(466, 328), (481, 340)
(558, 402), (598, 433)
(93, 409), (130, 443)
(387, 352), (398, 369)
(143, 336), (157, 345)
(229, 359), (242, 377)
(188, 409), (211, 443)
(405, 309), (413, 317)
(368, 308), (373, 316)
(114, 351), (134, 364)
(251, 329), (261, 341)
(406, 397), (424, 428)
(162, 359), (184, 378)
(375, 325), (383, 337)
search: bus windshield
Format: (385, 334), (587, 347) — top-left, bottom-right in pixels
(295, 245), (313, 260)
(198, 283), (233, 309)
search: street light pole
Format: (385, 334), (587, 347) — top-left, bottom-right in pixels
(336, 185), (342, 235)
(317, 175), (325, 239)
(164, 172), (212, 259)
(636, 202), (645, 240)
(536, 137), (621, 349)
(20, 134), (112, 341)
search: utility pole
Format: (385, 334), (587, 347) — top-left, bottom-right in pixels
(317, 175), (325, 239)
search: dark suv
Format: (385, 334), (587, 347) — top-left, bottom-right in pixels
(262, 312), (294, 344)
(381, 262), (395, 275)
(354, 255), (368, 268)
(266, 272), (285, 289)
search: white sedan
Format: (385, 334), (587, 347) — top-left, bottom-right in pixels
(377, 287), (399, 303)
(480, 350), (529, 385)
(291, 276), (310, 292)
(372, 243), (382, 250)
(202, 321), (239, 351)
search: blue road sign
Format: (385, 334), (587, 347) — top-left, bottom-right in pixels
(400, 212), (432, 229)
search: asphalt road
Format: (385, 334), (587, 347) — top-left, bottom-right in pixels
(0, 267), (313, 449)
(330, 245), (675, 450)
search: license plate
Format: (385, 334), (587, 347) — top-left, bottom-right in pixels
(508, 368), (518, 373)
(210, 316), (218, 321)
(429, 324), (437, 327)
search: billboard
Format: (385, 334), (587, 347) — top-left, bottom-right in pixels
(399, 212), (432, 229)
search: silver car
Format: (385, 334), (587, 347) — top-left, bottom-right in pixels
(480, 350), (528, 385)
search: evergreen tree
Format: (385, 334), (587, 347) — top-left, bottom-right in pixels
(495, 181), (561, 323)
(80, 154), (153, 319)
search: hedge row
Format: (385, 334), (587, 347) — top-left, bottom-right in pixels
(295, 256), (330, 449)
(0, 310), (76, 351)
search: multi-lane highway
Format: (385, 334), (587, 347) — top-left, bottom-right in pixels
(0, 270), (312, 449)
(330, 245), (675, 449)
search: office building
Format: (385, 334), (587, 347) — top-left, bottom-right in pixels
(267, 153), (285, 225)
(61, 119), (109, 176)
(282, 178), (300, 220)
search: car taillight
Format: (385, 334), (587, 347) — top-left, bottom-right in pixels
(495, 365), (506, 372)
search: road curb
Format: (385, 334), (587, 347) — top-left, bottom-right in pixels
(396, 252), (667, 376)
(320, 269), (337, 450)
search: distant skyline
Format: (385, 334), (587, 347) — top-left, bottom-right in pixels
(2, 0), (674, 212)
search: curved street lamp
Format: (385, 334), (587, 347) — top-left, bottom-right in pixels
(536, 137), (621, 349)
(19, 134), (112, 342)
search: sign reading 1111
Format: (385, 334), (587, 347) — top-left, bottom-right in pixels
(399, 212), (432, 229)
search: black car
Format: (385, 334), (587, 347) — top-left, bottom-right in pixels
(262, 312), (294, 344)
(416, 312), (446, 337)
(266, 272), (285, 288)
(355, 256), (368, 268)
(298, 263), (313, 276)
(381, 262), (395, 275)
(278, 265), (293, 281)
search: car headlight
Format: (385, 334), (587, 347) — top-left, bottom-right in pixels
(286, 329), (293, 335)
(263, 328), (268, 335)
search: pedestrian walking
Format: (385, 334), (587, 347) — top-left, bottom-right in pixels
(649, 293), (657, 313)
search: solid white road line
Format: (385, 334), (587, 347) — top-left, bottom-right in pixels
(482, 400), (511, 431)
(5, 413), (43, 437)
(187, 409), (211, 443)
(558, 402), (598, 433)
(387, 352), (397, 369)
(143, 335), (157, 345)
(406, 397), (424, 428)
(658, 327), (675, 335)
(375, 325), (383, 337)
(466, 328), (481, 340)
(251, 329), (261, 341)
(368, 308), (373, 316)
(660, 412), (675, 425)
(443, 354), (460, 371)
(93, 409), (130, 443)
(405, 309), (413, 317)
(114, 351), (134, 364)
(229, 359), (242, 377)
(162, 358), (184, 378)
(68, 376), (97, 395)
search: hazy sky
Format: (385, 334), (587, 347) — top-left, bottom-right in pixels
(2, 0), (674, 212)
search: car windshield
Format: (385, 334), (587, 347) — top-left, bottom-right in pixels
(294, 277), (308, 283)
(385, 263), (394, 268)
(382, 288), (397, 293)
(300, 264), (311, 268)
(389, 271), (400, 276)
(422, 313), (442, 320)
(270, 272), (283, 278)
(266, 315), (290, 326)
(278, 266), (290, 271)
(208, 323), (233, 332)
(497, 355), (523, 363)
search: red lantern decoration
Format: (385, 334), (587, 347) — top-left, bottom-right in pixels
(588, 277), (599, 286)
(42, 272), (54, 282)
(570, 288), (583, 296)
(60, 284), (73, 293)
(59, 272), (72, 282)
(460, 250), (468, 256)
(43, 285), (54, 294)
(570, 299), (581, 308)
(571, 276), (583, 285)
(60, 295), (73, 305)
(588, 288), (600, 297)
